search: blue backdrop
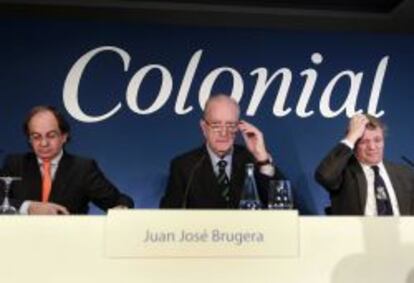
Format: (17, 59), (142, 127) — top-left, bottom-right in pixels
(1, 19), (413, 214)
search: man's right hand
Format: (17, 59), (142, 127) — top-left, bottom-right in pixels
(345, 114), (369, 145)
(28, 201), (70, 215)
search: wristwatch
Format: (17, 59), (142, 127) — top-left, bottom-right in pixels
(256, 158), (272, 166)
(256, 155), (275, 177)
(256, 155), (273, 166)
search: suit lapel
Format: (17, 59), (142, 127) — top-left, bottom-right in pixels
(230, 148), (245, 206)
(49, 153), (71, 202)
(191, 147), (221, 204)
(200, 153), (218, 193)
(23, 154), (42, 201)
(350, 159), (367, 213)
(385, 162), (410, 214)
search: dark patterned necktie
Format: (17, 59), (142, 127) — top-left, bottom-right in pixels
(217, 160), (230, 203)
(371, 165), (393, 216)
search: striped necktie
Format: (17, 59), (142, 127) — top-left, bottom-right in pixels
(217, 160), (230, 203)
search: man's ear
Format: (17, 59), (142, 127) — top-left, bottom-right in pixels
(200, 119), (208, 138)
(62, 133), (69, 144)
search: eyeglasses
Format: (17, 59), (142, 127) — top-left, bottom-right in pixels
(204, 120), (239, 134)
(29, 131), (62, 143)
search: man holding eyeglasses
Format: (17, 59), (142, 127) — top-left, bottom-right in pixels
(160, 94), (284, 208)
(1, 105), (134, 214)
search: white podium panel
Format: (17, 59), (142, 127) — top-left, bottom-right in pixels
(0, 213), (414, 283)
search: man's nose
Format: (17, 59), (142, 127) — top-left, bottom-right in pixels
(367, 142), (376, 150)
(218, 128), (230, 137)
(40, 137), (50, 146)
(218, 131), (227, 137)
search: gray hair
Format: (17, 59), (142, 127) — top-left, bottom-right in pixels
(203, 94), (240, 120)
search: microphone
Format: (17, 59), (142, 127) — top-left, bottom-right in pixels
(401, 155), (414, 168)
(181, 154), (206, 208)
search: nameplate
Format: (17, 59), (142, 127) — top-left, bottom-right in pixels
(105, 210), (299, 258)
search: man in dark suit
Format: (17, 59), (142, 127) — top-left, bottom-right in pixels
(160, 94), (284, 208)
(1, 105), (133, 214)
(315, 114), (414, 215)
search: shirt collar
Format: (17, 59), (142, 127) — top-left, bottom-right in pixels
(37, 150), (64, 166)
(205, 144), (233, 166)
(358, 160), (385, 174)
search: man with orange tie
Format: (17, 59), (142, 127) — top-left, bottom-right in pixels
(1, 105), (133, 214)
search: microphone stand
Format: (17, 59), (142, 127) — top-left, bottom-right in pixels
(401, 155), (414, 168)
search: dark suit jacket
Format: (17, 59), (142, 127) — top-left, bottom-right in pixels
(160, 145), (284, 209)
(315, 143), (414, 215)
(0, 152), (134, 214)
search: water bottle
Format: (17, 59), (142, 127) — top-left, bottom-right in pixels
(239, 163), (262, 209)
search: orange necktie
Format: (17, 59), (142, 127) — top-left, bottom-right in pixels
(42, 160), (52, 202)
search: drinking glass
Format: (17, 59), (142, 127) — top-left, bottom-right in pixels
(268, 180), (293, 209)
(0, 176), (21, 215)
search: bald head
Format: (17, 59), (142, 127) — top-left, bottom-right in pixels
(203, 95), (240, 121)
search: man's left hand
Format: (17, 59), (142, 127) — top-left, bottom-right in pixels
(238, 120), (270, 162)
